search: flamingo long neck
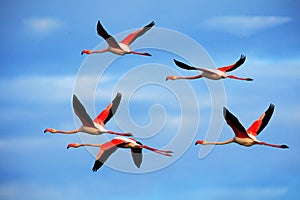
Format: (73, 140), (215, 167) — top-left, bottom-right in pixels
(204, 138), (235, 145)
(174, 74), (203, 80)
(55, 129), (79, 134)
(78, 143), (102, 147)
(91, 49), (109, 54)
(227, 75), (252, 81)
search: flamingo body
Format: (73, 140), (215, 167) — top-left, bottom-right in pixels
(81, 20), (154, 56)
(67, 136), (173, 172)
(233, 137), (256, 147)
(44, 93), (132, 137)
(195, 104), (289, 149)
(201, 69), (227, 80)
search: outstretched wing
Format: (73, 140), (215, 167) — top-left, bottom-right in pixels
(92, 146), (118, 172)
(131, 141), (143, 168)
(218, 55), (246, 72)
(223, 107), (249, 138)
(94, 93), (122, 126)
(120, 21), (155, 45)
(97, 20), (121, 49)
(73, 95), (95, 127)
(92, 138), (126, 172)
(173, 59), (200, 71)
(247, 104), (275, 137)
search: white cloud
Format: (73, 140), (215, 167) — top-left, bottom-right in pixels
(202, 16), (292, 36)
(23, 17), (64, 38)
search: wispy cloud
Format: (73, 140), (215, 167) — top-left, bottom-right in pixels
(0, 74), (114, 104)
(182, 187), (289, 200)
(0, 75), (74, 103)
(23, 17), (64, 38)
(201, 16), (292, 36)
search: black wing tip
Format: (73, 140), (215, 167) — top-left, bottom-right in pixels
(97, 20), (102, 28)
(146, 21), (155, 27)
(72, 94), (79, 102)
(267, 104), (275, 115)
(173, 59), (184, 66)
(113, 92), (122, 103)
(116, 92), (122, 98)
(223, 107), (229, 115)
(240, 54), (246, 59)
(92, 160), (103, 172)
(239, 54), (246, 63)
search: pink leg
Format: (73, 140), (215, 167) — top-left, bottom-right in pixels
(141, 145), (173, 156)
(227, 75), (253, 81)
(258, 142), (289, 149)
(107, 131), (133, 136)
(130, 51), (152, 56)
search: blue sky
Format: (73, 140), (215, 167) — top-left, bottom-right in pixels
(1, 0), (300, 199)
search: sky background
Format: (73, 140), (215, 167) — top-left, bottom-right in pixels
(1, 0), (300, 199)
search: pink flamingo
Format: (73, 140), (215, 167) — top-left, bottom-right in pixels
(44, 93), (132, 136)
(81, 20), (154, 56)
(166, 55), (253, 81)
(67, 136), (173, 172)
(195, 104), (289, 149)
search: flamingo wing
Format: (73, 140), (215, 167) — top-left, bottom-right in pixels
(223, 107), (249, 138)
(73, 95), (95, 128)
(92, 146), (118, 172)
(97, 20), (121, 49)
(131, 141), (143, 168)
(120, 21), (155, 46)
(92, 138), (126, 172)
(94, 93), (122, 126)
(247, 104), (275, 137)
(173, 59), (200, 71)
(218, 55), (246, 72)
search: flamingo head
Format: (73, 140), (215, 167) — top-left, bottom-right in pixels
(195, 140), (205, 145)
(165, 76), (177, 81)
(246, 78), (253, 81)
(81, 50), (92, 55)
(67, 143), (81, 149)
(44, 128), (56, 133)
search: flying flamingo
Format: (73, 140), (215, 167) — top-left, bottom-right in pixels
(166, 55), (253, 81)
(67, 136), (173, 172)
(81, 20), (154, 56)
(44, 93), (132, 136)
(195, 104), (289, 149)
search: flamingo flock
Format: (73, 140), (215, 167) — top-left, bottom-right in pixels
(45, 20), (289, 172)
